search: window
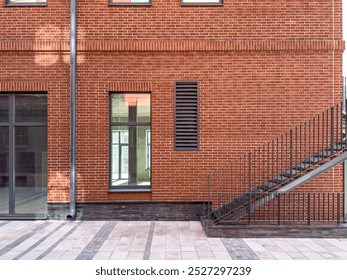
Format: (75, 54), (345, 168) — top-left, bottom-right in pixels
(181, 0), (222, 4)
(109, 0), (151, 6)
(174, 82), (199, 151)
(110, 93), (151, 190)
(6, 0), (47, 6)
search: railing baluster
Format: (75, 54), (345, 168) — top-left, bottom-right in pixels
(313, 193), (316, 221)
(277, 193), (281, 225)
(267, 142), (272, 187)
(288, 191), (291, 221)
(295, 126), (298, 169)
(327, 109), (329, 154)
(300, 123), (302, 166)
(304, 122), (307, 168)
(298, 193), (300, 221)
(277, 137), (279, 179)
(313, 117), (316, 163)
(284, 193), (286, 222)
(317, 115), (323, 161)
(318, 193), (321, 221)
(309, 119), (311, 167)
(302, 193), (305, 221)
(281, 135), (283, 175)
(337, 193), (341, 225)
(272, 140), (274, 182)
(332, 193), (335, 222)
(208, 174), (211, 218)
(323, 193), (326, 221)
(307, 193), (311, 225)
(322, 112), (325, 157)
(263, 145), (265, 186)
(335, 104), (340, 145)
(248, 152), (252, 225)
(328, 193), (330, 221)
(290, 129), (293, 177)
(286, 133), (288, 173)
(330, 107), (334, 156)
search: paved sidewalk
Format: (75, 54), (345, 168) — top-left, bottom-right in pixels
(0, 220), (347, 260)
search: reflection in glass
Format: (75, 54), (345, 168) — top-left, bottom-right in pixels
(0, 127), (9, 214)
(15, 126), (47, 214)
(111, 126), (150, 186)
(111, 94), (150, 123)
(0, 95), (9, 123)
(15, 94), (47, 123)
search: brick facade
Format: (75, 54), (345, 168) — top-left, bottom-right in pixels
(0, 1), (344, 218)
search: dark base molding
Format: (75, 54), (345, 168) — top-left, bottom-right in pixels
(48, 201), (207, 221)
(201, 218), (347, 238)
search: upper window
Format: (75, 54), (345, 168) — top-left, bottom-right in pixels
(6, 0), (47, 6)
(109, 0), (151, 5)
(181, 0), (222, 4)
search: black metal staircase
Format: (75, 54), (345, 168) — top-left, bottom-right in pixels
(206, 100), (347, 225)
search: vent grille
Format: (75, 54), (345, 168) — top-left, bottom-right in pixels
(175, 81), (199, 150)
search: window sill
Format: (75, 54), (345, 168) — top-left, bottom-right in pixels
(5, 3), (47, 7)
(180, 3), (223, 6)
(109, 188), (151, 193)
(108, 3), (152, 6)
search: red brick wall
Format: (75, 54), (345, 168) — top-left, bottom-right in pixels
(0, 1), (344, 204)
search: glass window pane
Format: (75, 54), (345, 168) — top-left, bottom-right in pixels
(111, 126), (150, 187)
(15, 126), (47, 214)
(15, 94), (47, 123)
(111, 94), (150, 123)
(0, 95), (9, 123)
(0, 127), (9, 214)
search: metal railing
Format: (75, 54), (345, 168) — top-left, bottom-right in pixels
(207, 99), (347, 223)
(216, 192), (344, 225)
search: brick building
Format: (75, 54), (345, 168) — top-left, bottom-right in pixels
(0, 0), (345, 221)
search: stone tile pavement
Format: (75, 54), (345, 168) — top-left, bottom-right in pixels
(0, 220), (347, 260)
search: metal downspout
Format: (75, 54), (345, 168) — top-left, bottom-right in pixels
(67, 0), (77, 219)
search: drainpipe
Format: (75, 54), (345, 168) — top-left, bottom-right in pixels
(67, 0), (77, 219)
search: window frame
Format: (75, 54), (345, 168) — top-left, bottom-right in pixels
(5, 0), (47, 7)
(109, 92), (151, 192)
(180, 0), (223, 6)
(108, 0), (152, 7)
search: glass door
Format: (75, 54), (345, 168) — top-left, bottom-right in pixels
(0, 93), (47, 218)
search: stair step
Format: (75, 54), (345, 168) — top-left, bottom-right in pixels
(318, 151), (333, 158)
(268, 175), (287, 184)
(282, 169), (299, 178)
(258, 182), (276, 191)
(303, 156), (321, 165)
(292, 164), (307, 171)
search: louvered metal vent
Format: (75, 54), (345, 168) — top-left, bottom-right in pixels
(175, 81), (199, 150)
